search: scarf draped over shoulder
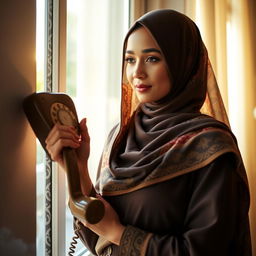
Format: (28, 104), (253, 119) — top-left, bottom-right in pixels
(95, 9), (249, 199)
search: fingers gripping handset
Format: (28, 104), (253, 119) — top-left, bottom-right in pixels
(23, 92), (104, 224)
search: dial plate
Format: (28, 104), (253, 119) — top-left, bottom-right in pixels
(50, 103), (78, 129)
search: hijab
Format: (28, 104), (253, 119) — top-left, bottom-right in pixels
(96, 9), (249, 197)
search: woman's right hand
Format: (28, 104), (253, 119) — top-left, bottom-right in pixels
(45, 118), (90, 170)
(45, 118), (93, 196)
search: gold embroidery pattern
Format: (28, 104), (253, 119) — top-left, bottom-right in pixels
(100, 127), (241, 195)
(119, 226), (150, 256)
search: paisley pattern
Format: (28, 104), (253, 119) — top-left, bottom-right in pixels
(45, 0), (53, 254)
(118, 226), (152, 256)
(98, 125), (242, 196)
(45, 157), (52, 255)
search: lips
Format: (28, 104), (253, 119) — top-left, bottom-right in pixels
(135, 84), (152, 92)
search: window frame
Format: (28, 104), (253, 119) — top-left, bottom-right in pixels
(38, 0), (130, 255)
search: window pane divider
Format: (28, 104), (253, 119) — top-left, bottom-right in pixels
(45, 0), (67, 255)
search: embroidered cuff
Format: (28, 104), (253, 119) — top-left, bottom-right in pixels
(118, 225), (152, 256)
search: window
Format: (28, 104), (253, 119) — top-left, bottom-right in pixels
(36, 0), (129, 255)
(66, 0), (129, 254)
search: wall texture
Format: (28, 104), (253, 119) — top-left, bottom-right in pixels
(0, 1), (36, 255)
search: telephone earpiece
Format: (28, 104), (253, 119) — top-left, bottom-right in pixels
(23, 92), (105, 224)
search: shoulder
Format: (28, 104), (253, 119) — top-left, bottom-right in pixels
(193, 114), (231, 131)
(188, 114), (238, 151)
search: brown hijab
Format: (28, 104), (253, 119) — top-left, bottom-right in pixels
(96, 9), (249, 198)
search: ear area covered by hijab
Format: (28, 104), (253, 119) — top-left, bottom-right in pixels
(121, 9), (229, 123)
(96, 9), (248, 196)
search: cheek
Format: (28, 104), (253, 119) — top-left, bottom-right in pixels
(155, 66), (170, 83)
(155, 68), (171, 94)
(161, 73), (171, 87)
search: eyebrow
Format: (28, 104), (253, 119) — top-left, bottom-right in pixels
(125, 48), (161, 54)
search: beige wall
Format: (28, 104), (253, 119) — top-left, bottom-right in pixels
(0, 1), (36, 255)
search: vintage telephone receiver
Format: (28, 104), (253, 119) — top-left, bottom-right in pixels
(23, 92), (105, 224)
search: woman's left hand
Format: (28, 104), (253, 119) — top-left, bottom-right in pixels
(82, 195), (125, 245)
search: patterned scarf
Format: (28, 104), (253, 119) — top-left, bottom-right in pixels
(95, 9), (248, 196)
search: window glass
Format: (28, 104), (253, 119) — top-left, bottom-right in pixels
(66, 0), (129, 254)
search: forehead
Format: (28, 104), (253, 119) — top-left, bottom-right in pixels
(126, 26), (160, 50)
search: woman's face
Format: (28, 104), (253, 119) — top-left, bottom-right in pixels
(125, 26), (171, 103)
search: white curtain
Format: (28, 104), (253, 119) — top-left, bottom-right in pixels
(185, 1), (256, 252)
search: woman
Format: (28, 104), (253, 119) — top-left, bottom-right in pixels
(46, 9), (251, 255)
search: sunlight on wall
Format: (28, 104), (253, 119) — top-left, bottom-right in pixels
(36, 0), (45, 92)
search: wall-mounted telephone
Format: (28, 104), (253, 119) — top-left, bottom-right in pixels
(23, 92), (105, 224)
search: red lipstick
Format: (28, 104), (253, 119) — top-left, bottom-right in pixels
(135, 84), (152, 92)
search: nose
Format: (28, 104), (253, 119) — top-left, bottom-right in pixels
(133, 61), (146, 79)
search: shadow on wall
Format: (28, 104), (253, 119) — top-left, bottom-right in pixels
(0, 49), (36, 253)
(0, 50), (32, 172)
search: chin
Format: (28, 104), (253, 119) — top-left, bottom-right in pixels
(138, 98), (151, 103)
(138, 96), (160, 103)
(136, 95), (152, 103)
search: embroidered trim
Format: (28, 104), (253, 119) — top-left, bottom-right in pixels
(118, 226), (152, 256)
(100, 127), (241, 196)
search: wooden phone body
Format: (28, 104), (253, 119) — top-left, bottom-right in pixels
(23, 92), (104, 224)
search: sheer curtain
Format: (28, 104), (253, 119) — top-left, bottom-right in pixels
(185, 0), (256, 252)
(130, 0), (256, 253)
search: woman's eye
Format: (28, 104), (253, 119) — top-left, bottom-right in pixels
(125, 57), (135, 64)
(146, 56), (160, 62)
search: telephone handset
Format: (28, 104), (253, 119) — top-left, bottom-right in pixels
(23, 92), (105, 224)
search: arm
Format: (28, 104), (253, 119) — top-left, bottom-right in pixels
(45, 118), (100, 254)
(117, 154), (251, 255)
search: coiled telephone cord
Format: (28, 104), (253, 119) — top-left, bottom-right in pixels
(68, 220), (81, 256)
